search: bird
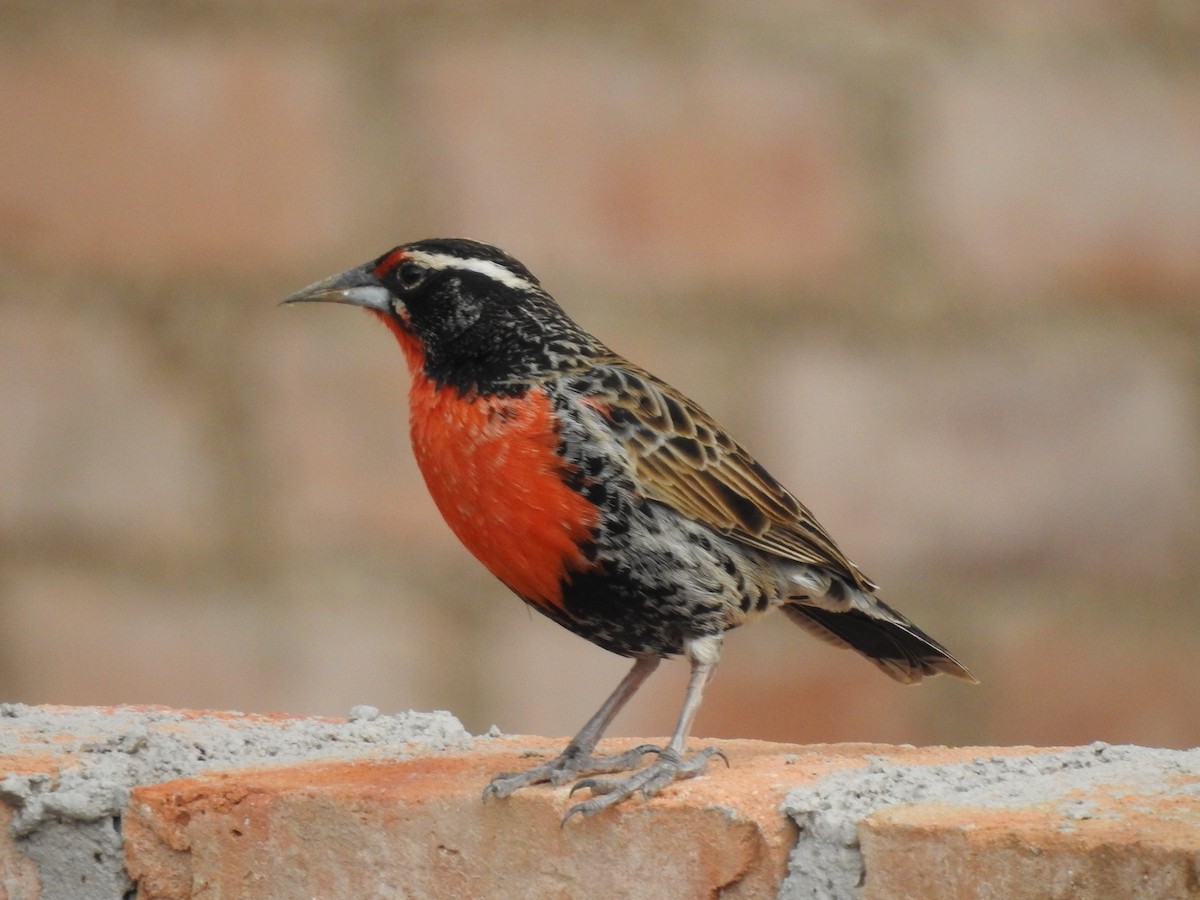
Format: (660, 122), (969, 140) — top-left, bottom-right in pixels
(284, 237), (976, 820)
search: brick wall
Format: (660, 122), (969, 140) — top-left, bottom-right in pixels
(1, 3), (1199, 751)
(2, 706), (1197, 898)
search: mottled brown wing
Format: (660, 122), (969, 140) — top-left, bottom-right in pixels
(587, 359), (875, 590)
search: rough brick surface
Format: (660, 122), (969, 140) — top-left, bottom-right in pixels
(781, 743), (1200, 899)
(0, 704), (470, 899)
(863, 802), (1200, 900)
(122, 736), (1200, 900)
(2, 707), (1197, 898)
(125, 738), (803, 899)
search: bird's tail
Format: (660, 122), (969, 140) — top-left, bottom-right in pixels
(781, 572), (977, 684)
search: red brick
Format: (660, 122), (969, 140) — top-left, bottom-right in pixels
(2, 706), (1195, 897)
(0, 301), (221, 555)
(0, 36), (353, 277)
(410, 37), (867, 293)
(260, 314), (453, 552)
(916, 61), (1200, 307)
(1, 563), (476, 719)
(754, 334), (1200, 579)
(862, 791), (1200, 899)
(0, 798), (50, 899)
(126, 737), (809, 900)
(978, 624), (1200, 750)
(2, 570), (279, 710)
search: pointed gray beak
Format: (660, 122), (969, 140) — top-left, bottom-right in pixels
(282, 262), (392, 312)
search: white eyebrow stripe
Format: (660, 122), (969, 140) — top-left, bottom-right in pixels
(405, 250), (537, 292)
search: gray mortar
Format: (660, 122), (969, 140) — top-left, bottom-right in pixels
(0, 703), (471, 900)
(7, 708), (1195, 900)
(778, 742), (1200, 899)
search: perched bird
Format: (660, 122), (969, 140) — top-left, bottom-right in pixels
(285, 238), (976, 820)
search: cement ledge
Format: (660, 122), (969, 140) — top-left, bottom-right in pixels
(0, 705), (1196, 899)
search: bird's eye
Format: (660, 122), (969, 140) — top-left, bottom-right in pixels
(397, 262), (426, 289)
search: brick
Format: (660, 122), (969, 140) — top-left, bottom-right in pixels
(978, 624), (1200, 750)
(125, 736), (809, 900)
(2, 3), (1199, 788)
(916, 60), (1200, 307)
(2, 569), (282, 711)
(0, 796), (47, 899)
(271, 563), (486, 718)
(754, 330), (1200, 579)
(261, 314), (453, 552)
(862, 780), (1200, 899)
(0, 705), (469, 897)
(410, 37), (867, 293)
(125, 737), (1200, 898)
(0, 300), (222, 557)
(0, 36), (353, 277)
(1, 563), (478, 720)
(782, 743), (1200, 899)
(1, 706), (1196, 897)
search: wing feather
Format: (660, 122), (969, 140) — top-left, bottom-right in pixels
(579, 359), (874, 589)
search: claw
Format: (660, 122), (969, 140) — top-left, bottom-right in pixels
(625, 743), (664, 759)
(567, 778), (597, 798)
(559, 745), (727, 823)
(484, 743), (663, 802)
(560, 799), (593, 826)
(567, 774), (625, 798)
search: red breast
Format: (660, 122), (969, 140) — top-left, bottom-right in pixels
(374, 310), (599, 611)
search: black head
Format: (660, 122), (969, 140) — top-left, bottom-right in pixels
(284, 238), (596, 394)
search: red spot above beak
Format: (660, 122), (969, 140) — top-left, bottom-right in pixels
(374, 248), (408, 279)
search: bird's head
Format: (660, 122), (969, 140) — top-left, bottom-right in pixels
(284, 238), (592, 394)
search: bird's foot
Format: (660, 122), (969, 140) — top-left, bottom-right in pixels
(562, 745), (728, 823)
(483, 743), (661, 801)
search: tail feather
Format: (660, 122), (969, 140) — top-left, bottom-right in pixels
(782, 599), (977, 685)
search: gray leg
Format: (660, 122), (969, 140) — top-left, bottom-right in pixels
(483, 655), (662, 800)
(563, 635), (728, 821)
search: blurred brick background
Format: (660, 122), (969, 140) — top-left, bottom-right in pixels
(2, 3), (1198, 751)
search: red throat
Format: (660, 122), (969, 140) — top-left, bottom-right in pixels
(369, 309), (425, 378)
(376, 312), (598, 610)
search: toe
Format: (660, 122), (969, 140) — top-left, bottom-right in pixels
(484, 743), (664, 800)
(560, 745), (727, 817)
